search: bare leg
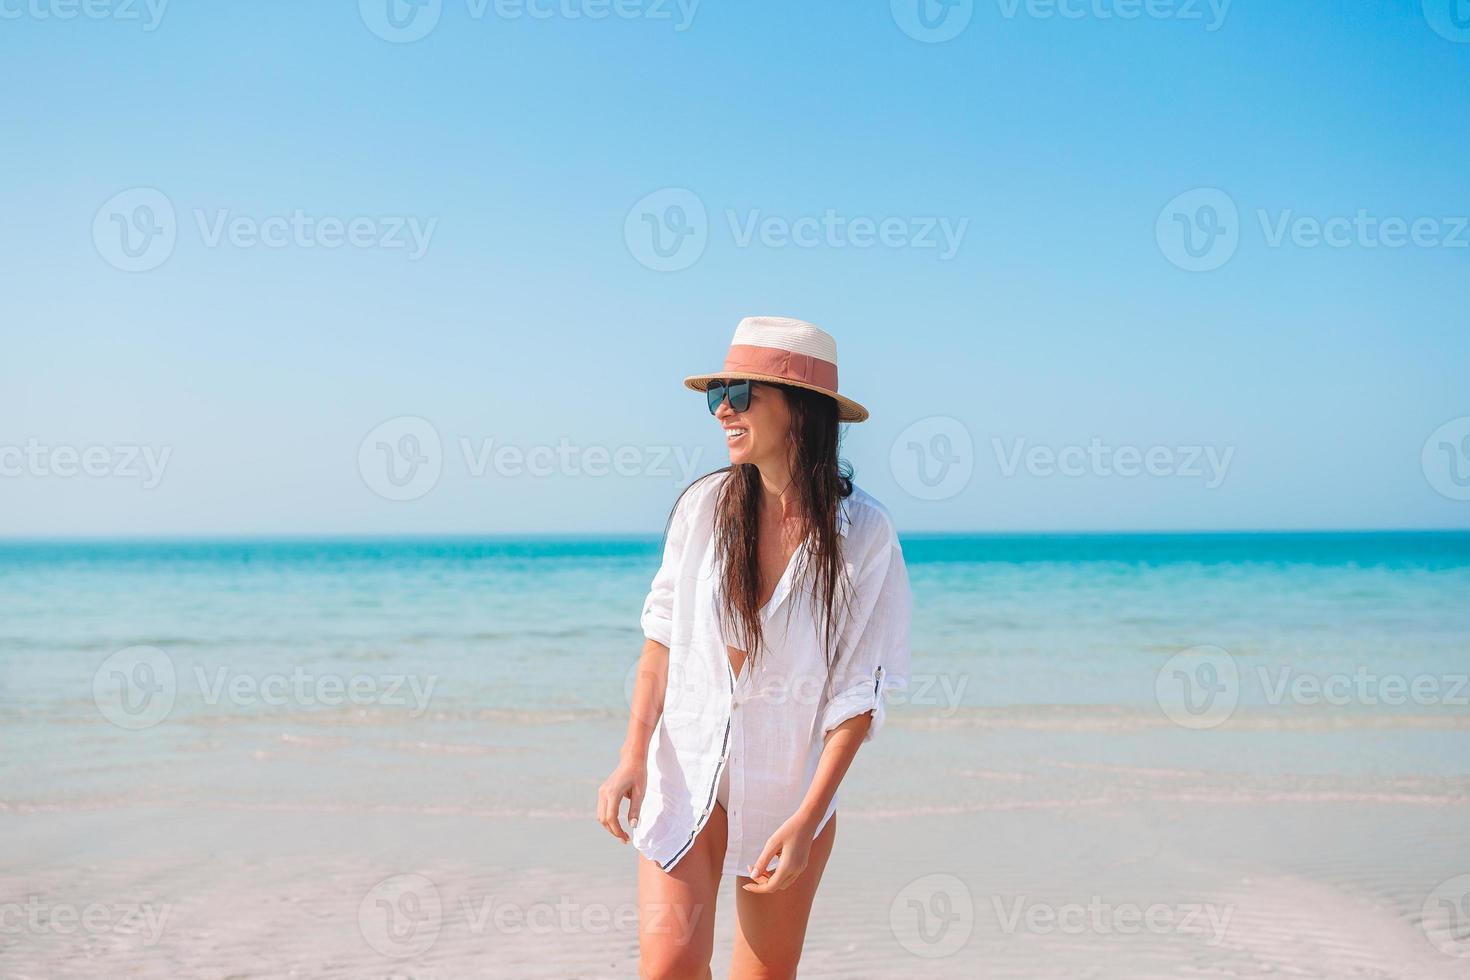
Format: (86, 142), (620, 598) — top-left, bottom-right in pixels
(728, 812), (837, 980)
(638, 802), (729, 980)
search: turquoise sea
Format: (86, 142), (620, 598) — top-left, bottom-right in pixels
(4, 532), (1469, 977)
(2, 531), (1467, 734)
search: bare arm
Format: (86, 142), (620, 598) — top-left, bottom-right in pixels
(598, 637), (670, 844)
(741, 709), (872, 890)
(793, 708), (872, 828)
(621, 636), (671, 764)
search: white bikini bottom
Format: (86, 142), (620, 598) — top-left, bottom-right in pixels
(716, 753), (731, 810)
(716, 695), (739, 810)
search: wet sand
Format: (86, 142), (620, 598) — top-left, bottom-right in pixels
(4, 709), (1469, 978)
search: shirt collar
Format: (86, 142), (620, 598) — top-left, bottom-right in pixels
(755, 496), (853, 626)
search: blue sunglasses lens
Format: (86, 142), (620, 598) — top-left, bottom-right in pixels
(706, 380), (751, 414)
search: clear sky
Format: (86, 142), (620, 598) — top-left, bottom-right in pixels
(2, 0), (1468, 535)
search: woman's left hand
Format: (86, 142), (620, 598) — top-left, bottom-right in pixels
(741, 812), (818, 893)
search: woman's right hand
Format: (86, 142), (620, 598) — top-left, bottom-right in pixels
(597, 757), (647, 845)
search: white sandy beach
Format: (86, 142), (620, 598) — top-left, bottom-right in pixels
(4, 704), (1469, 978)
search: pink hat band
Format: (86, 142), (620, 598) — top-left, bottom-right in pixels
(722, 344), (839, 391)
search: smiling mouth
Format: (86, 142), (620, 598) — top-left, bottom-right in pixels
(725, 428), (748, 442)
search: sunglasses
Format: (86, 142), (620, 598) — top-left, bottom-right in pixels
(705, 379), (753, 415)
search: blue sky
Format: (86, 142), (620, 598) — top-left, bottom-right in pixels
(2, 0), (1468, 534)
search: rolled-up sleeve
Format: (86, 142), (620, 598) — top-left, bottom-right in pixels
(819, 525), (912, 744)
(639, 489), (694, 648)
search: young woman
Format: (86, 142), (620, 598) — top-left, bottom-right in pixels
(597, 316), (913, 979)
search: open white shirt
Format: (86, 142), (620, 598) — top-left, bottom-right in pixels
(631, 471), (912, 876)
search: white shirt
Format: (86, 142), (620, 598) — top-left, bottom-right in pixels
(631, 471), (912, 876)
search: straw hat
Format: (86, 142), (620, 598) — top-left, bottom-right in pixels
(683, 316), (869, 423)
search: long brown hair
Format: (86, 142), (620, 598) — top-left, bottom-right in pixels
(662, 383), (855, 670)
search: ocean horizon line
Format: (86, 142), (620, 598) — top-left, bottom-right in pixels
(3, 528), (1469, 544)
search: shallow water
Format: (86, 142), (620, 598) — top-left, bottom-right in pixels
(2, 532), (1468, 976)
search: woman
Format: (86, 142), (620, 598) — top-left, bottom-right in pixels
(597, 316), (913, 979)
